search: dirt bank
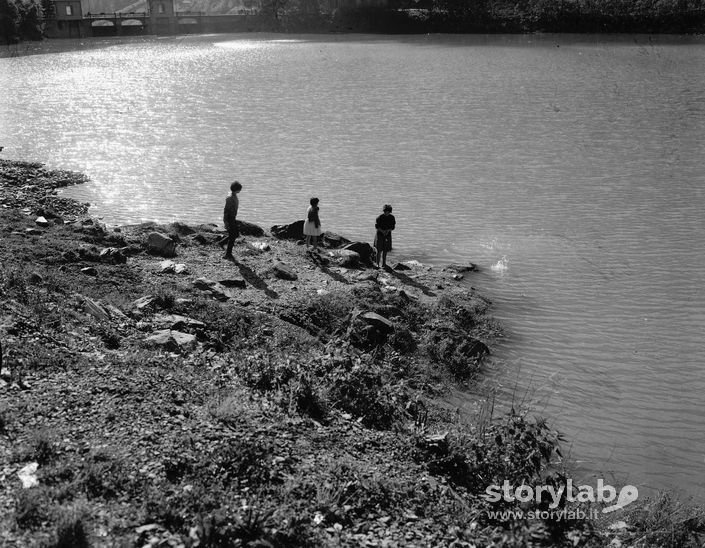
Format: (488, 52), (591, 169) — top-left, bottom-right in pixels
(1, 159), (701, 547)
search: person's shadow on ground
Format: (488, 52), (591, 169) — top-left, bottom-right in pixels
(310, 251), (351, 285)
(232, 259), (279, 299)
(383, 266), (436, 297)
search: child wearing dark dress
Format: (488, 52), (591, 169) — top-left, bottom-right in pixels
(374, 204), (395, 268)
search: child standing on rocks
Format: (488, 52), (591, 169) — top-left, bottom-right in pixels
(219, 181), (242, 260)
(304, 197), (322, 252)
(374, 204), (395, 268)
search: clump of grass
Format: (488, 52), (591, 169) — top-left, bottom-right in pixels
(154, 288), (176, 310)
(619, 493), (705, 548)
(52, 509), (90, 548)
(15, 488), (48, 529)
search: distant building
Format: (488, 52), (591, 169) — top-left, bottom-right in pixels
(48, 0), (84, 36)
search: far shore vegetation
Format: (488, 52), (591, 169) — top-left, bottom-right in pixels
(1, 0), (704, 45)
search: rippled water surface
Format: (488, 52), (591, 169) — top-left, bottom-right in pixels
(2, 33), (704, 498)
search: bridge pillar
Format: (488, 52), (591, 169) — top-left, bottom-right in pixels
(147, 0), (178, 34)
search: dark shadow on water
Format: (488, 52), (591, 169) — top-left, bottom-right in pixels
(383, 266), (436, 297)
(233, 259), (279, 299)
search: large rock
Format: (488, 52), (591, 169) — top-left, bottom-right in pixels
(272, 262), (297, 281)
(145, 329), (197, 352)
(322, 232), (351, 248)
(169, 222), (196, 235)
(343, 242), (375, 265)
(146, 232), (176, 258)
(237, 220), (265, 237)
(331, 249), (360, 268)
(270, 220), (304, 241)
(359, 311), (395, 334)
(346, 309), (394, 348)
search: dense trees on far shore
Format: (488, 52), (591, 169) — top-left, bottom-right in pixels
(324, 0), (705, 34)
(0, 0), (48, 44)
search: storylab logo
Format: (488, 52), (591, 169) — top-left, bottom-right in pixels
(484, 480), (639, 514)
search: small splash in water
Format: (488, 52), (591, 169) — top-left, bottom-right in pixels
(491, 255), (508, 274)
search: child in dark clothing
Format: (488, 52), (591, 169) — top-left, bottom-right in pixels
(219, 181), (242, 260)
(374, 204), (395, 268)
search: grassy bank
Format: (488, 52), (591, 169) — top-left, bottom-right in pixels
(1, 158), (703, 547)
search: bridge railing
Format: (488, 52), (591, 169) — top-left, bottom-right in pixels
(83, 9), (258, 19)
(85, 12), (148, 19)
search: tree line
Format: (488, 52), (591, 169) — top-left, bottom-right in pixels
(0, 0), (52, 44)
(316, 0), (705, 33)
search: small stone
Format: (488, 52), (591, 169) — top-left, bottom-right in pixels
(193, 277), (216, 290)
(35, 216), (49, 226)
(80, 267), (98, 276)
(249, 241), (271, 252)
(132, 295), (156, 310)
(83, 296), (109, 321)
(135, 523), (160, 535)
(25, 227), (42, 235)
(153, 314), (206, 330)
(99, 247), (126, 264)
(17, 462), (39, 489)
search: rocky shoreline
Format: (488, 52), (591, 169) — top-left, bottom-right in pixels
(1, 158), (702, 547)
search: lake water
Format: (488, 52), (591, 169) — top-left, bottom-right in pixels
(1, 33), (704, 501)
